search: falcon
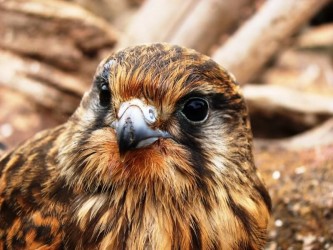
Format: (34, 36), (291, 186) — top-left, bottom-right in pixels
(0, 43), (271, 249)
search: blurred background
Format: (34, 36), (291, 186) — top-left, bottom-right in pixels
(0, 0), (333, 248)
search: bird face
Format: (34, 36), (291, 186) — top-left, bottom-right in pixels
(55, 44), (270, 249)
(58, 44), (254, 191)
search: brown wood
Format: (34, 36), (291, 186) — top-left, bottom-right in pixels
(0, 50), (84, 114)
(296, 23), (333, 49)
(244, 84), (333, 138)
(117, 0), (252, 53)
(0, 0), (118, 77)
(170, 0), (251, 54)
(243, 84), (333, 115)
(255, 118), (333, 150)
(212, 0), (331, 84)
(117, 0), (197, 48)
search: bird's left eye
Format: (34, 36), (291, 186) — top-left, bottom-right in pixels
(99, 84), (111, 107)
(181, 98), (209, 123)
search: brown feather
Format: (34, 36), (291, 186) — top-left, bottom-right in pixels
(0, 43), (271, 249)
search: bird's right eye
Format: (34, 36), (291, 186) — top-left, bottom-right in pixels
(181, 97), (209, 123)
(99, 84), (111, 107)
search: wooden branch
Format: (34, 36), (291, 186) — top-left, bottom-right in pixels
(255, 118), (333, 150)
(279, 118), (333, 149)
(296, 23), (333, 50)
(117, 0), (197, 48)
(243, 84), (333, 115)
(0, 0), (118, 76)
(0, 50), (85, 114)
(244, 84), (333, 138)
(66, 0), (138, 22)
(169, 0), (251, 54)
(260, 48), (333, 95)
(117, 0), (252, 53)
(212, 0), (331, 84)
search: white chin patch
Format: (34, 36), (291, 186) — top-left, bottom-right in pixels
(136, 138), (159, 148)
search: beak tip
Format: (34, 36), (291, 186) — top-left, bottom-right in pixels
(116, 126), (135, 155)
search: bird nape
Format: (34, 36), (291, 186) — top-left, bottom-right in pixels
(0, 43), (271, 249)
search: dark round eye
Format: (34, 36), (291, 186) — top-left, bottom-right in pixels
(99, 84), (111, 107)
(181, 98), (209, 122)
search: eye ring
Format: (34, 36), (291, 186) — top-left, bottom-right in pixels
(180, 97), (209, 123)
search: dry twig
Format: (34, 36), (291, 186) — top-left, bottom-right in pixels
(212, 0), (331, 83)
(118, 0), (251, 54)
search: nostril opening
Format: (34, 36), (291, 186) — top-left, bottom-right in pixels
(148, 109), (155, 121)
(149, 109), (154, 118)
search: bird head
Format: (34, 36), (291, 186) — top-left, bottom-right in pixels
(92, 44), (246, 153)
(59, 43), (267, 202)
(57, 44), (271, 248)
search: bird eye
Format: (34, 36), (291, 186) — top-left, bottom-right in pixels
(181, 98), (209, 123)
(99, 84), (111, 107)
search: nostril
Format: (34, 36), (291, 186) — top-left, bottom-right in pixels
(145, 107), (158, 124)
(148, 108), (155, 120)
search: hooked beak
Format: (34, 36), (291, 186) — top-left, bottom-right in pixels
(112, 99), (170, 155)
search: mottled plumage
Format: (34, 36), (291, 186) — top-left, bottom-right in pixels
(0, 44), (271, 249)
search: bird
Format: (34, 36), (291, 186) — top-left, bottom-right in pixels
(0, 43), (271, 250)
